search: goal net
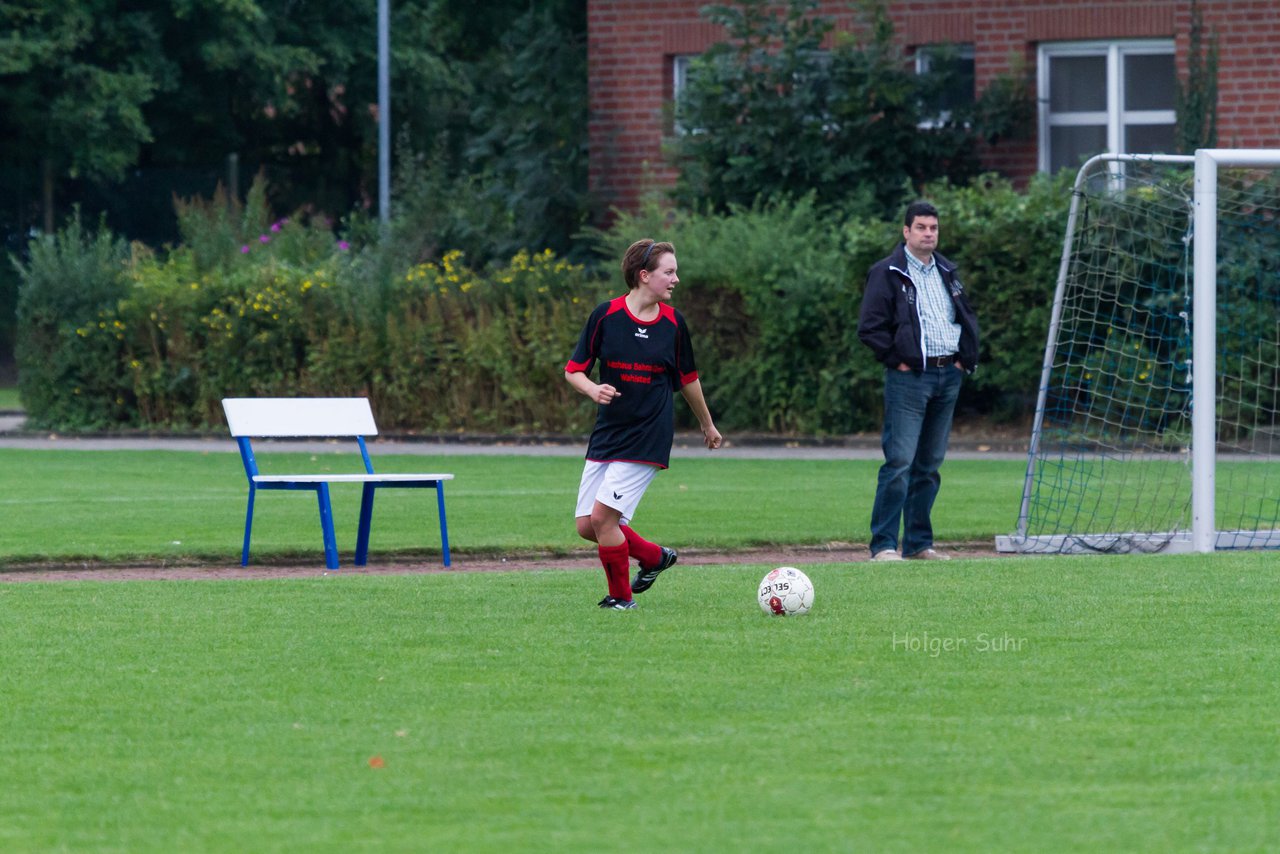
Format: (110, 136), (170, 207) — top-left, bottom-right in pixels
(997, 151), (1280, 554)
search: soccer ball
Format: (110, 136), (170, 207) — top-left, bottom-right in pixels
(758, 566), (814, 616)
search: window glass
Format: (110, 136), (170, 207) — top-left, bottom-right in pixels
(1124, 54), (1176, 111)
(1049, 55), (1107, 112)
(1124, 123), (1176, 154)
(1050, 124), (1108, 172)
(916, 45), (976, 119)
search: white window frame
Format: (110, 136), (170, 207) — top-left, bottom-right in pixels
(673, 54), (694, 104)
(672, 54), (698, 135)
(1038, 40), (1176, 173)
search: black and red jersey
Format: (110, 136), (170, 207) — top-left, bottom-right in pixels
(565, 296), (699, 468)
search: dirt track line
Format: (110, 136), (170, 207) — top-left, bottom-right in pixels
(0, 542), (1015, 582)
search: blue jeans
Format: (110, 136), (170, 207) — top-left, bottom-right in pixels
(869, 365), (963, 556)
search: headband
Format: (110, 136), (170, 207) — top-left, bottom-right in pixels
(639, 241), (660, 267)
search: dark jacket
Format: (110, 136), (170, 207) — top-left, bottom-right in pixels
(857, 243), (980, 373)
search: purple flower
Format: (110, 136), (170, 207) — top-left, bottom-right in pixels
(270, 222), (282, 233)
(259, 234), (271, 244)
(240, 245), (250, 254)
(337, 240), (350, 251)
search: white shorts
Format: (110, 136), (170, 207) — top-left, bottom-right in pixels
(575, 460), (660, 525)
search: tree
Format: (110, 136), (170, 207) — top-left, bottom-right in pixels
(371, 2), (592, 266)
(140, 0), (470, 221)
(0, 0), (590, 263)
(0, 0), (471, 237)
(444, 5), (590, 260)
(0, 1), (162, 231)
(1175, 0), (1218, 153)
(670, 0), (1032, 215)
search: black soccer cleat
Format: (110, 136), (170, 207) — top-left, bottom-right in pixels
(598, 596), (637, 610)
(631, 546), (678, 594)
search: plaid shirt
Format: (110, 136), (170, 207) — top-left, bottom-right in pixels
(906, 251), (961, 357)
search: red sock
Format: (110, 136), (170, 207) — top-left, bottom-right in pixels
(598, 542), (632, 601)
(620, 525), (661, 568)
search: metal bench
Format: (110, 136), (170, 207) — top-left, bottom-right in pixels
(222, 397), (453, 570)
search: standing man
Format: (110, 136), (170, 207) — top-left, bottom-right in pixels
(857, 201), (979, 561)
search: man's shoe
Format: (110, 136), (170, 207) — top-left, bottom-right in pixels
(872, 549), (904, 562)
(631, 546), (678, 594)
(598, 596), (638, 610)
(904, 548), (951, 561)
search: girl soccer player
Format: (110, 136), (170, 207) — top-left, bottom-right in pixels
(564, 239), (722, 609)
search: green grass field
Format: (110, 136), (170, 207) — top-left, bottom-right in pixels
(0, 449), (1025, 565)
(3, 556), (1277, 850)
(2, 448), (1278, 850)
(0, 386), (19, 410)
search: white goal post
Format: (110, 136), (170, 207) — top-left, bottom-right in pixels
(997, 149), (1280, 555)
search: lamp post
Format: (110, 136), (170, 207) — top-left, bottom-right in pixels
(378, 0), (390, 228)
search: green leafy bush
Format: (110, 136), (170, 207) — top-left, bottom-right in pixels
(13, 213), (132, 429)
(16, 173), (1073, 435)
(25, 219), (611, 433)
(352, 249), (611, 432)
(601, 173), (1072, 433)
(604, 196), (875, 433)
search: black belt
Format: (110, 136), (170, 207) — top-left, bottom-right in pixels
(924, 354), (958, 367)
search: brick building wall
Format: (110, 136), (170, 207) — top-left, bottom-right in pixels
(588, 0), (1280, 216)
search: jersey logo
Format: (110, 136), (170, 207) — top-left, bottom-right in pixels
(634, 327), (649, 339)
(613, 491), (623, 500)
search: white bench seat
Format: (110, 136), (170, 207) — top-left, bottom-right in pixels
(253, 473), (454, 484)
(223, 397), (454, 570)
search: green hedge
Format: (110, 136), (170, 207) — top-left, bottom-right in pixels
(14, 174), (1073, 434)
(607, 171), (1073, 433)
(14, 215), (134, 428)
(15, 216), (612, 433)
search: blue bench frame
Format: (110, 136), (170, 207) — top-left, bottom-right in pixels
(223, 398), (453, 570)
